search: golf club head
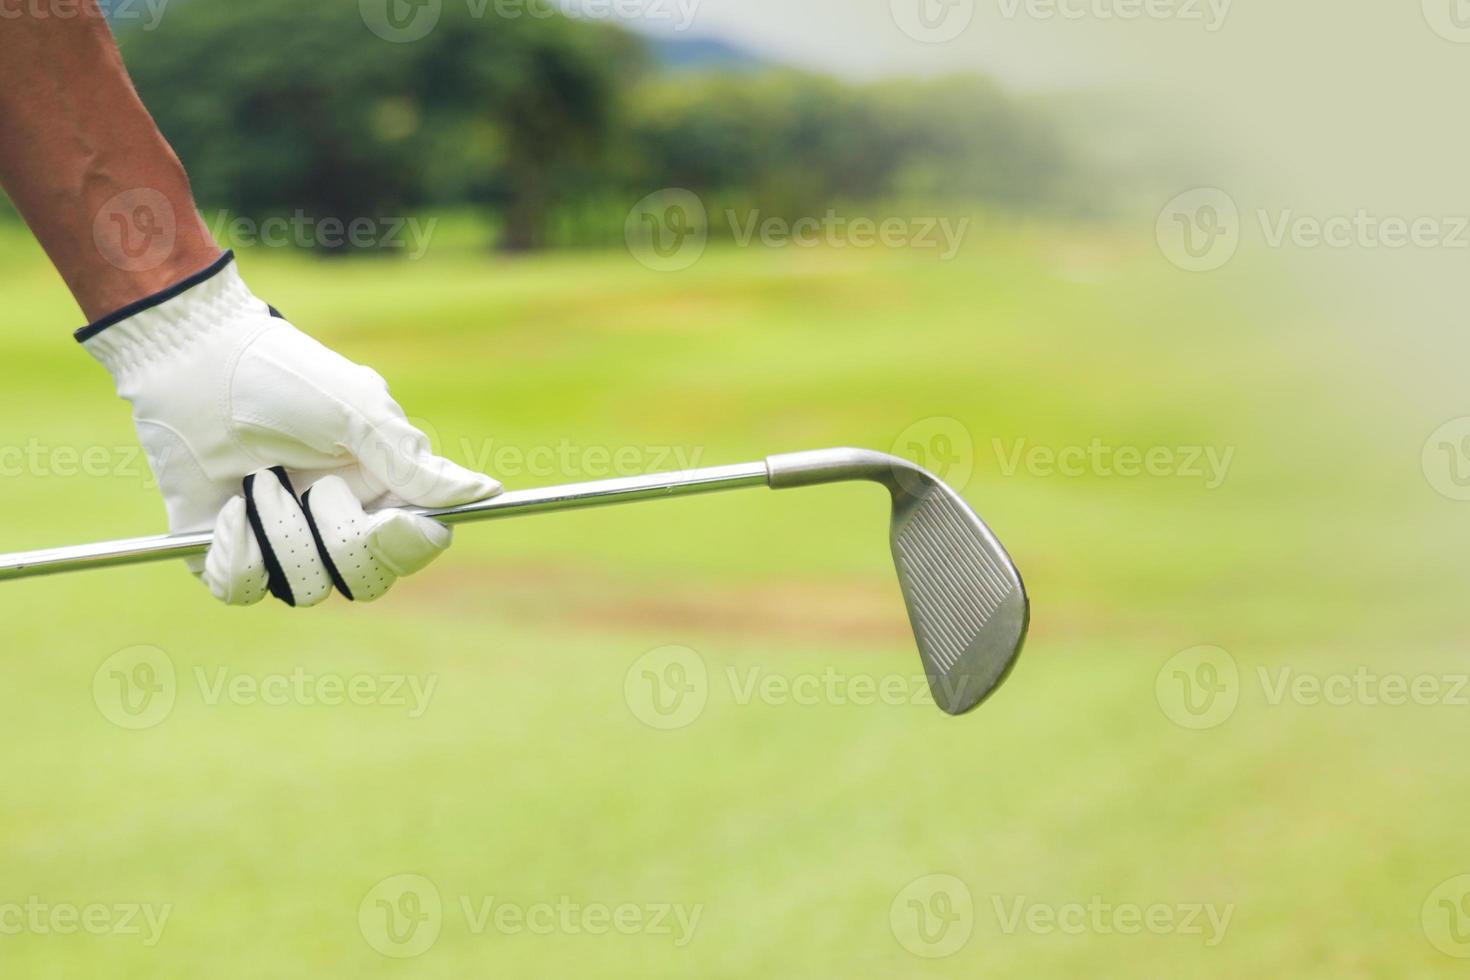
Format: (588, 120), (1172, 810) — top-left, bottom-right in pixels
(767, 449), (1029, 715)
(888, 472), (1028, 714)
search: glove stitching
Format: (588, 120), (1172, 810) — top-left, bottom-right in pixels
(228, 340), (380, 462)
(130, 417), (216, 524)
(82, 263), (267, 380)
(221, 321), (290, 468)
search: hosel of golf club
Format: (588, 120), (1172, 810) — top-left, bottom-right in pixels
(0, 449), (926, 582)
(766, 448), (926, 495)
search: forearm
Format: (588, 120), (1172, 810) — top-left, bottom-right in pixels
(0, 0), (219, 321)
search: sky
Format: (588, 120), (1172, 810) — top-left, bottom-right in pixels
(561, 0), (1103, 89)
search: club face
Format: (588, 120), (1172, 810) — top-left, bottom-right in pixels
(889, 476), (1029, 715)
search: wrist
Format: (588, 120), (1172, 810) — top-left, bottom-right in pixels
(76, 251), (278, 388)
(76, 229), (224, 323)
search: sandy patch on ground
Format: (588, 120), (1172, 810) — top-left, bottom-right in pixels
(394, 560), (913, 647)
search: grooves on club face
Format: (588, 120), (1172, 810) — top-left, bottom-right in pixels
(765, 449), (1029, 716)
(889, 475), (1029, 715)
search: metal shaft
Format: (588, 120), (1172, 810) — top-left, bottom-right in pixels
(0, 461), (772, 582)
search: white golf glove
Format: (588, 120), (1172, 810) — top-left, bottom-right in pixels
(78, 250), (501, 606)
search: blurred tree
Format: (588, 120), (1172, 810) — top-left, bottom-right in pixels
(624, 72), (1075, 219)
(119, 0), (639, 251)
(115, 2), (1090, 252)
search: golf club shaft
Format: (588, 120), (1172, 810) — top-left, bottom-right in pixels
(0, 461), (773, 582)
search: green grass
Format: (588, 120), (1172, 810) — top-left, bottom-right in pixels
(0, 219), (1463, 977)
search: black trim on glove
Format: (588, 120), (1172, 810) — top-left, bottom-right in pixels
(74, 250), (238, 343)
(242, 467), (297, 607)
(301, 485), (355, 602)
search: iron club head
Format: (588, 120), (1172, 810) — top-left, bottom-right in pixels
(766, 449), (1029, 715)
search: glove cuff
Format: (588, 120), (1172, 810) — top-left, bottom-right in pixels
(75, 250), (276, 378)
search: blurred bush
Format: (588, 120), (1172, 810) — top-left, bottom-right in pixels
(116, 0), (1106, 251)
(625, 72), (1071, 217)
(120, 0), (638, 250)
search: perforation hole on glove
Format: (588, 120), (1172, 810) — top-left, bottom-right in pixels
(203, 467), (454, 607)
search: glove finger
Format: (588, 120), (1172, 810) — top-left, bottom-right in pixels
(299, 477), (451, 602)
(300, 475), (390, 603)
(244, 467), (333, 608)
(352, 414), (502, 509)
(202, 496), (269, 606)
(366, 511), (453, 579)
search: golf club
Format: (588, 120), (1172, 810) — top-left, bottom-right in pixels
(0, 448), (1028, 715)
